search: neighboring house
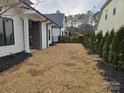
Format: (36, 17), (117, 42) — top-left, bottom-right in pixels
(45, 13), (67, 42)
(96, 0), (124, 34)
(0, 0), (56, 57)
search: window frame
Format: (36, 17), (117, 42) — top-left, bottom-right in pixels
(0, 16), (15, 46)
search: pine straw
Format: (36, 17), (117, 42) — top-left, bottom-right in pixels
(0, 44), (111, 93)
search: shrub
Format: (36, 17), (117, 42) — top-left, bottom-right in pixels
(82, 34), (90, 47)
(95, 31), (103, 53)
(98, 32), (108, 57)
(78, 36), (84, 43)
(58, 36), (70, 43)
(58, 36), (83, 43)
(91, 33), (96, 52)
(71, 36), (78, 43)
(109, 27), (124, 70)
(103, 30), (115, 62)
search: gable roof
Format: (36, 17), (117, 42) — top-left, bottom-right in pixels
(19, 0), (57, 26)
(45, 14), (65, 28)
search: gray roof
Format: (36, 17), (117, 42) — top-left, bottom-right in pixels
(45, 14), (65, 28)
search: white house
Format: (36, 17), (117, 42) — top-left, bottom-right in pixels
(45, 13), (67, 42)
(0, 0), (56, 57)
(96, 0), (124, 34)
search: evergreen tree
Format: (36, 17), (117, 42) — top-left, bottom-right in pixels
(98, 32), (109, 57)
(90, 33), (95, 49)
(103, 30), (115, 62)
(109, 27), (124, 70)
(95, 31), (103, 53)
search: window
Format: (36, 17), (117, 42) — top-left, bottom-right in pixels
(49, 30), (50, 40)
(4, 19), (14, 45)
(0, 17), (5, 46)
(0, 17), (14, 46)
(105, 14), (107, 20)
(113, 8), (116, 15)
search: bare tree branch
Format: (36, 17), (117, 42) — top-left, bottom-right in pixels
(0, 2), (21, 15)
(34, 0), (47, 8)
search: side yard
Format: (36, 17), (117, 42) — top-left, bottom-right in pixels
(0, 44), (111, 93)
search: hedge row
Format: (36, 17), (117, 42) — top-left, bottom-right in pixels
(83, 27), (124, 70)
(58, 36), (83, 43)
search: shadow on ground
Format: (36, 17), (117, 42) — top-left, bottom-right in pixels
(0, 52), (32, 72)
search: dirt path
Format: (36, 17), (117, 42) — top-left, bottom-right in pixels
(0, 44), (111, 93)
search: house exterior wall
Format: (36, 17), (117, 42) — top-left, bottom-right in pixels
(61, 16), (66, 36)
(0, 14), (27, 57)
(41, 22), (47, 49)
(52, 27), (61, 42)
(0, 1), (57, 57)
(48, 24), (52, 46)
(96, 0), (124, 35)
(52, 17), (66, 42)
(23, 16), (30, 53)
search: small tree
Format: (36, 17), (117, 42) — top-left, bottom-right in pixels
(91, 33), (96, 52)
(89, 33), (95, 48)
(98, 32), (109, 57)
(109, 27), (124, 70)
(103, 30), (115, 62)
(95, 31), (103, 53)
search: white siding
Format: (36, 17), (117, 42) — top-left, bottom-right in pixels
(97, 0), (124, 35)
(48, 24), (52, 46)
(52, 28), (61, 42)
(41, 22), (47, 49)
(0, 14), (26, 57)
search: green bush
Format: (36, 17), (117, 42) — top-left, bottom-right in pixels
(82, 34), (89, 47)
(95, 31), (103, 53)
(58, 36), (83, 43)
(103, 30), (115, 62)
(91, 33), (96, 52)
(82, 33), (92, 47)
(58, 36), (70, 43)
(82, 26), (124, 70)
(98, 32), (108, 57)
(78, 36), (84, 43)
(109, 27), (124, 70)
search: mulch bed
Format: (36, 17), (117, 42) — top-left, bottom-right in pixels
(0, 51), (32, 72)
(97, 59), (124, 93)
(86, 48), (124, 93)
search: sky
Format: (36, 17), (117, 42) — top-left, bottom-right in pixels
(30, 0), (106, 15)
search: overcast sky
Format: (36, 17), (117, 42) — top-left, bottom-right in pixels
(30, 0), (106, 15)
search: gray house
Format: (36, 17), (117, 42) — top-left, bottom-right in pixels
(45, 13), (67, 42)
